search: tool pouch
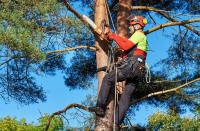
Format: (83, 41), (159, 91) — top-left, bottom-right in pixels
(128, 56), (146, 79)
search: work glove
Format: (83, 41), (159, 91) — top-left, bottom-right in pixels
(94, 27), (109, 41)
(104, 26), (111, 35)
(103, 26), (115, 41)
(95, 26), (115, 42)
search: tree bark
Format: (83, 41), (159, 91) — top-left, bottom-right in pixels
(94, 0), (109, 94)
(117, 0), (132, 38)
(95, 0), (131, 131)
(116, 0), (132, 96)
(94, 0), (112, 130)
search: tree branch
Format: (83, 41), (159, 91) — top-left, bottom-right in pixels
(47, 45), (97, 54)
(131, 6), (200, 36)
(145, 18), (200, 34)
(0, 56), (24, 67)
(153, 80), (182, 83)
(45, 103), (91, 131)
(131, 77), (200, 104)
(63, 0), (95, 33)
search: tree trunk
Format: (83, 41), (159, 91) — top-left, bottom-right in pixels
(95, 0), (131, 130)
(116, 0), (132, 94)
(94, 0), (109, 94)
(94, 0), (111, 130)
(117, 0), (132, 37)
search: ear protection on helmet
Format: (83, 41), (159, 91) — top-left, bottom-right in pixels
(127, 15), (147, 27)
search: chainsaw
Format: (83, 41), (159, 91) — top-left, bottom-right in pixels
(82, 15), (109, 41)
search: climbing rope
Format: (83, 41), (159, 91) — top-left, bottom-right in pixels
(105, 1), (119, 130)
(105, 0), (117, 33)
(114, 63), (118, 131)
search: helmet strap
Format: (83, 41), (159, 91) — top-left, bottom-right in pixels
(129, 24), (143, 34)
(128, 25), (135, 34)
(133, 24), (142, 30)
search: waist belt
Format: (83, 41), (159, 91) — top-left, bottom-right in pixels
(127, 56), (145, 64)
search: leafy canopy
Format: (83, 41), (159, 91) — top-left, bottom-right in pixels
(0, 115), (63, 131)
(148, 109), (200, 131)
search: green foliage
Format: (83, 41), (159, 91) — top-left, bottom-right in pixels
(0, 0), (65, 104)
(148, 111), (200, 131)
(0, 0), (97, 103)
(38, 115), (64, 131)
(0, 115), (63, 131)
(0, 0), (61, 61)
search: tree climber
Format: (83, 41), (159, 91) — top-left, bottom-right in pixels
(90, 15), (148, 128)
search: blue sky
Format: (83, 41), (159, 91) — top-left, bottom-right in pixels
(0, 3), (189, 128)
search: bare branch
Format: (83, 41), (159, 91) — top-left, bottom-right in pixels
(145, 18), (200, 34)
(0, 56), (24, 67)
(153, 80), (182, 83)
(47, 45), (97, 54)
(131, 6), (200, 36)
(0, 58), (13, 67)
(62, 2), (200, 36)
(63, 0), (95, 33)
(131, 77), (200, 105)
(45, 103), (91, 131)
(147, 12), (157, 25)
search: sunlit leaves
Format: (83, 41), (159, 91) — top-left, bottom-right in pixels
(148, 111), (200, 130)
(0, 115), (63, 131)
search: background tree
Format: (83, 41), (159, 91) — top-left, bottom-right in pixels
(0, 115), (63, 131)
(0, 0), (64, 104)
(148, 108), (200, 130)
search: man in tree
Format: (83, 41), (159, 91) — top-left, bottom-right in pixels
(90, 15), (148, 127)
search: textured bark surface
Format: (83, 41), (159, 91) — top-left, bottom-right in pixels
(94, 0), (112, 130)
(94, 0), (109, 94)
(117, 0), (132, 37)
(116, 0), (132, 95)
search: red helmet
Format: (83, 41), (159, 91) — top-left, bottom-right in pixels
(127, 15), (147, 27)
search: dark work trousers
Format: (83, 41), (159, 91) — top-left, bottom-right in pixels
(96, 56), (145, 125)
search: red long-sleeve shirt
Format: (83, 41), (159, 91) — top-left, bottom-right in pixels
(108, 32), (147, 59)
(108, 33), (136, 51)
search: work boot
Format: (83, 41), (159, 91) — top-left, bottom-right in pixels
(88, 106), (106, 117)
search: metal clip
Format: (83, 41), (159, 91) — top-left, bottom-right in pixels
(137, 58), (143, 63)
